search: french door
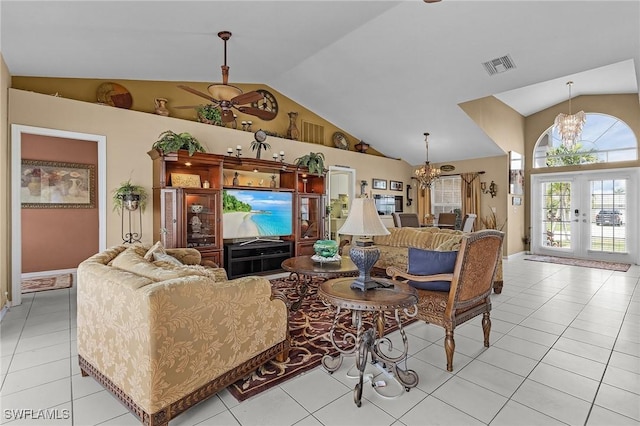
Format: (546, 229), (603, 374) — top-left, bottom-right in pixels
(531, 170), (638, 264)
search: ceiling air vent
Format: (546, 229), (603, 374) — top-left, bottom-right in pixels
(482, 54), (516, 76)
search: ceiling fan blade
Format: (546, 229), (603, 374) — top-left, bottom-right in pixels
(236, 106), (277, 121)
(177, 85), (219, 103)
(232, 91), (264, 106)
(221, 109), (235, 123)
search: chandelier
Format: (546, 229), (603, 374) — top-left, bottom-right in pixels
(554, 81), (586, 149)
(414, 132), (441, 189)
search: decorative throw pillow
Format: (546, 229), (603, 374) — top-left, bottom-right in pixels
(406, 247), (457, 291)
(144, 241), (166, 261)
(152, 252), (183, 266)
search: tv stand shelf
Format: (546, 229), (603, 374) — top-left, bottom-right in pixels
(224, 240), (293, 279)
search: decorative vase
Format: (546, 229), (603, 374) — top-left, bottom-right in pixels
(68, 178), (81, 197)
(287, 112), (300, 140)
(154, 98), (170, 116)
(191, 204), (203, 214)
(232, 172), (239, 186)
(270, 175), (277, 188)
(27, 176), (41, 196)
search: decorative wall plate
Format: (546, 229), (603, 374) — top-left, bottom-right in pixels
(96, 82), (133, 109)
(332, 132), (349, 150)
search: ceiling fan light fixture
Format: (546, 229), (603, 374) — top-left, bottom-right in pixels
(207, 83), (243, 101)
(415, 133), (441, 189)
(554, 81), (586, 149)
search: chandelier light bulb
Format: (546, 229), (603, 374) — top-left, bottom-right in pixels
(554, 81), (586, 149)
(414, 132), (441, 189)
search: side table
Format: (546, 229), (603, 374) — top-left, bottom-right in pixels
(317, 277), (419, 407)
(281, 256), (358, 310)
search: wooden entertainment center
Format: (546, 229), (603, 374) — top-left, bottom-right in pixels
(148, 149), (325, 278)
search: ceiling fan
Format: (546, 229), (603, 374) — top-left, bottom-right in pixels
(177, 31), (276, 123)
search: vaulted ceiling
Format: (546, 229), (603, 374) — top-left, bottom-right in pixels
(1, 1), (638, 165)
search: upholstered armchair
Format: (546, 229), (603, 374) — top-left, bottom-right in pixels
(387, 230), (504, 371)
(460, 214), (477, 232)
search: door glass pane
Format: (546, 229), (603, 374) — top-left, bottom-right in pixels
(541, 182), (571, 249)
(300, 196), (319, 239)
(590, 179), (627, 253)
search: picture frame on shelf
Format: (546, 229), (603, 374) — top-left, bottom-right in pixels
(21, 159), (96, 209)
(390, 180), (403, 191)
(372, 178), (387, 190)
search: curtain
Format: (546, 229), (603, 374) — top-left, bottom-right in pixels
(460, 173), (481, 226)
(416, 186), (432, 225)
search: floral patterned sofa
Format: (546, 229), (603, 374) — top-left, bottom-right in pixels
(77, 244), (290, 426)
(343, 227), (503, 293)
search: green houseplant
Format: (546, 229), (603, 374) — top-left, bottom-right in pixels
(152, 130), (206, 156)
(294, 152), (325, 176)
(196, 104), (222, 126)
(112, 179), (148, 213)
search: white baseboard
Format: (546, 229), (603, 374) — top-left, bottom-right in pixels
(0, 303), (9, 321)
(21, 268), (77, 280)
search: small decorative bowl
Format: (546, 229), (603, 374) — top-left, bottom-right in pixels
(191, 204), (203, 214)
(313, 240), (339, 258)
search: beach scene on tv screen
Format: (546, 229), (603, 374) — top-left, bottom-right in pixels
(223, 190), (293, 239)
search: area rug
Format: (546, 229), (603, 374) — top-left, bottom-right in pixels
(21, 273), (73, 293)
(525, 255), (631, 272)
(226, 275), (416, 401)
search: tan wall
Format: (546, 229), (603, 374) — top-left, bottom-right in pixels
(21, 134), (99, 272)
(8, 89), (413, 257)
(524, 94), (640, 242)
(1, 54), (10, 308)
(11, 77), (385, 157)
(458, 96), (526, 256)
(432, 156), (510, 255)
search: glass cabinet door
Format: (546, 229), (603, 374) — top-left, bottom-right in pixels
(185, 191), (219, 249)
(299, 195), (320, 240)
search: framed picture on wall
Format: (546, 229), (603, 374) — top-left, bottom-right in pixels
(390, 180), (403, 191)
(372, 178), (387, 190)
(509, 151), (524, 195)
(21, 159), (96, 208)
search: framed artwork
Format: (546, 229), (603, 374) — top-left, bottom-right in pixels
(372, 178), (387, 190)
(390, 180), (403, 191)
(509, 151), (524, 195)
(21, 159), (96, 208)
(171, 173), (202, 188)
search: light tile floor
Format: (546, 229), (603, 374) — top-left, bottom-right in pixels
(1, 256), (639, 425)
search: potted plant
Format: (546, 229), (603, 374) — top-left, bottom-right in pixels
(152, 130), (206, 156)
(112, 179), (148, 213)
(481, 211), (507, 231)
(196, 104), (222, 126)
(294, 152), (325, 176)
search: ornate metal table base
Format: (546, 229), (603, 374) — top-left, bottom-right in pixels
(318, 278), (418, 407)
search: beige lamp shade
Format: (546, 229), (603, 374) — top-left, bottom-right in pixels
(338, 198), (390, 237)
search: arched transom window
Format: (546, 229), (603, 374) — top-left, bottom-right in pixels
(533, 113), (637, 168)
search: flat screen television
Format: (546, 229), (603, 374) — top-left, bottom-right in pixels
(222, 189), (293, 240)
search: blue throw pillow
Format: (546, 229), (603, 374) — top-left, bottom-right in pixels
(406, 247), (457, 292)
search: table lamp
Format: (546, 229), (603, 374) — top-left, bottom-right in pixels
(338, 197), (390, 291)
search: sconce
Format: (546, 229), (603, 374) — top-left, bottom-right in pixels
(360, 180), (368, 196)
(481, 181), (497, 198)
